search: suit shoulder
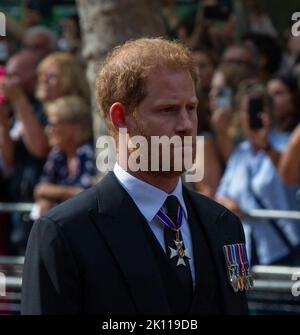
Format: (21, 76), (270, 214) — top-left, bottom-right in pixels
(186, 188), (243, 232)
(42, 184), (99, 227)
(34, 173), (117, 237)
(186, 188), (228, 216)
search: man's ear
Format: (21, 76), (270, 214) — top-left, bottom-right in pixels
(109, 102), (129, 130)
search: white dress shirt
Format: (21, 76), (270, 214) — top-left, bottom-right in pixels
(113, 163), (195, 286)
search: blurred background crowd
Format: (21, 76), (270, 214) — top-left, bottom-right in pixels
(0, 0), (300, 269)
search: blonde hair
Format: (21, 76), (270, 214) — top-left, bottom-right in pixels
(37, 52), (90, 102)
(46, 95), (93, 144)
(96, 37), (198, 133)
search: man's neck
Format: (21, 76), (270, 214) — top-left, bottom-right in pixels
(117, 162), (180, 193)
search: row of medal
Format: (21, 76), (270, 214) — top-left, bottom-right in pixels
(223, 243), (254, 292)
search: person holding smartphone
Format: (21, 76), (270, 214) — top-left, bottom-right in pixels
(216, 80), (300, 266)
(193, 64), (248, 198)
(0, 50), (49, 254)
(209, 64), (248, 163)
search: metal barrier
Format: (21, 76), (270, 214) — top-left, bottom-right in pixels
(0, 203), (34, 214)
(247, 266), (300, 314)
(246, 209), (300, 221)
(0, 256), (23, 315)
(236, 209), (300, 313)
(1, 205), (300, 314)
(0, 205), (34, 312)
(1, 257), (300, 314)
(1, 202), (300, 221)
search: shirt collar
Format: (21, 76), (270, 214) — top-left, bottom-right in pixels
(113, 163), (188, 222)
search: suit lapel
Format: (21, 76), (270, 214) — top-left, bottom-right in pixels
(182, 192), (203, 310)
(89, 172), (170, 315)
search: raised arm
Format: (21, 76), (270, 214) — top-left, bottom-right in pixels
(2, 78), (49, 158)
(0, 103), (15, 169)
(278, 124), (300, 185)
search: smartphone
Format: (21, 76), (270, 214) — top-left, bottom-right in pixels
(216, 87), (232, 109)
(248, 96), (264, 130)
(0, 66), (6, 104)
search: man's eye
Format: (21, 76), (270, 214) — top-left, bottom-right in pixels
(187, 105), (197, 112)
(161, 108), (176, 113)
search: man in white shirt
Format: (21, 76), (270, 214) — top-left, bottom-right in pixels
(21, 38), (249, 314)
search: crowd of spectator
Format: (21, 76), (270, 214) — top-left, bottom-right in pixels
(0, 1), (96, 254)
(165, 0), (300, 266)
(0, 0), (300, 267)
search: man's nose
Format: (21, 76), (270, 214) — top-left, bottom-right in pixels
(175, 108), (195, 134)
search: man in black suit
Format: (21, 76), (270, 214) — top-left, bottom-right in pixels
(21, 38), (250, 314)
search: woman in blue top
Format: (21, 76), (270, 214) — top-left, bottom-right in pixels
(34, 95), (96, 215)
(216, 80), (300, 266)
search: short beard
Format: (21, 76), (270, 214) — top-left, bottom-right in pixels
(128, 114), (196, 177)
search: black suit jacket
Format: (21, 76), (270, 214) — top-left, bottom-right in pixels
(21, 172), (248, 315)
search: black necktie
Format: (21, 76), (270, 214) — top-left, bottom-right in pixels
(163, 195), (193, 300)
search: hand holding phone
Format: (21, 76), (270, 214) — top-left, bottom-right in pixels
(246, 95), (273, 151)
(216, 87), (232, 109)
